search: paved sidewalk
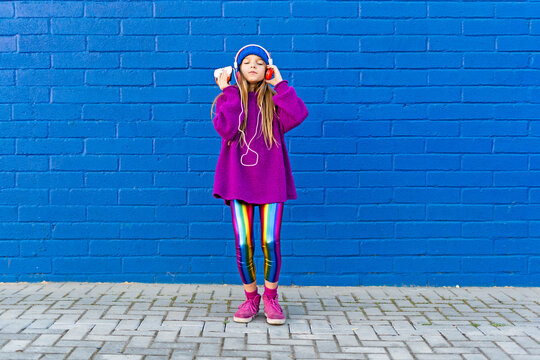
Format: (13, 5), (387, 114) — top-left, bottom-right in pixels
(0, 283), (539, 359)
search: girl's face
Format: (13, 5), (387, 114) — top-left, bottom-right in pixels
(240, 55), (266, 83)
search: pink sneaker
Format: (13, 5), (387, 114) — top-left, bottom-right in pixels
(233, 294), (261, 323)
(262, 293), (286, 325)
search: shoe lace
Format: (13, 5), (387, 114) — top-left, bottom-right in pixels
(238, 298), (258, 313)
(266, 294), (282, 312)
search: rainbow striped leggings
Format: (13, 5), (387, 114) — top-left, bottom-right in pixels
(230, 199), (284, 284)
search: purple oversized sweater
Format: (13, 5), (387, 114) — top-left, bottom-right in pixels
(212, 80), (309, 206)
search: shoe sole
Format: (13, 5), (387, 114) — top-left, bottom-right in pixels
(265, 313), (286, 325)
(233, 315), (254, 323)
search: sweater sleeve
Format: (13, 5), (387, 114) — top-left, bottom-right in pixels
(213, 85), (242, 142)
(272, 80), (309, 134)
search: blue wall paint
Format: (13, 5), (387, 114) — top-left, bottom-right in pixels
(1, 1), (539, 286)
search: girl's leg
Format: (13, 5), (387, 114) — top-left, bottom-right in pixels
(259, 202), (286, 325)
(259, 202), (284, 288)
(230, 199), (257, 292)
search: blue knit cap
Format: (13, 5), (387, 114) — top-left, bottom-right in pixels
(236, 45), (269, 67)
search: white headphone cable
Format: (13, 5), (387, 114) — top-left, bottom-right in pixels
(235, 68), (260, 167)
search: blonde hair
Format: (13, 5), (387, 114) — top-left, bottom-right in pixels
(210, 61), (280, 150)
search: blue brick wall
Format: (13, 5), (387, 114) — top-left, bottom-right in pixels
(1, 1), (539, 286)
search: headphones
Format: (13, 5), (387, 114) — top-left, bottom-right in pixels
(231, 44), (275, 167)
(233, 44), (274, 82)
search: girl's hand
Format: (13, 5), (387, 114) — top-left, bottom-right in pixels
(265, 65), (283, 87)
(217, 70), (231, 91)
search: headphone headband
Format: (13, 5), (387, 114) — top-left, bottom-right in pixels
(233, 44), (273, 69)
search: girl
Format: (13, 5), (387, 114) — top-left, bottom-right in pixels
(210, 44), (309, 325)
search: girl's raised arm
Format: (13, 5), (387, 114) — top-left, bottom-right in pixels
(213, 85), (242, 142)
(272, 80), (309, 134)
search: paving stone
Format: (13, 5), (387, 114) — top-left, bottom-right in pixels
(365, 355), (389, 360)
(406, 340), (433, 354)
(0, 283), (537, 359)
(196, 342), (221, 356)
(336, 335), (359, 347)
(387, 346), (414, 359)
(496, 340), (528, 355)
(223, 335), (246, 349)
(67, 346), (99, 359)
(293, 345), (318, 358)
(1, 339), (31, 352)
(462, 355), (488, 360)
(316, 339), (339, 353)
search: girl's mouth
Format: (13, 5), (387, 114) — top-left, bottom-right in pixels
(249, 71), (257, 74)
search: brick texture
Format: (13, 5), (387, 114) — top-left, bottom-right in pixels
(0, 1), (538, 285)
